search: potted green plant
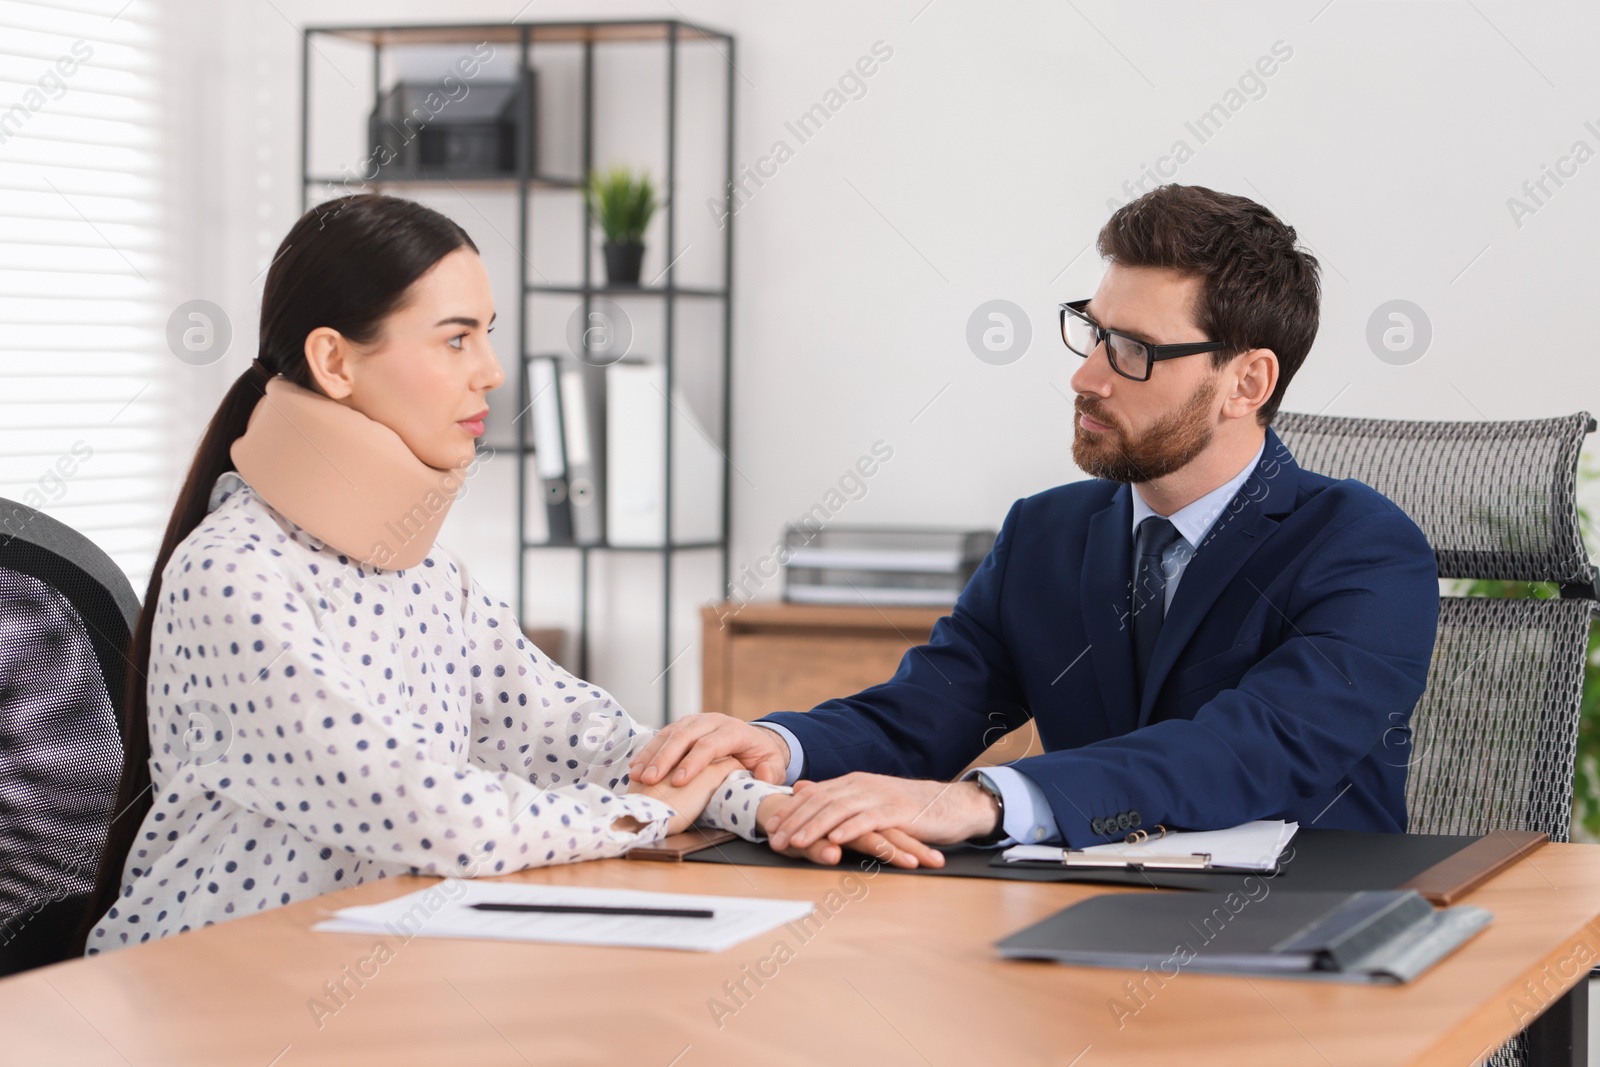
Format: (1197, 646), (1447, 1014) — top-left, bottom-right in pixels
(586, 166), (659, 286)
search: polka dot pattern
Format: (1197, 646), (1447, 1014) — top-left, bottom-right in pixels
(86, 472), (788, 954)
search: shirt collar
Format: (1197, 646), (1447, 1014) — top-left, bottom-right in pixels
(1130, 438), (1266, 549)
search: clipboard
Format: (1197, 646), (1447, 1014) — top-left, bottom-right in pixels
(1006, 821), (1294, 874)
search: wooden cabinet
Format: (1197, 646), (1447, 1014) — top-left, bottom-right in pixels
(700, 601), (1040, 774)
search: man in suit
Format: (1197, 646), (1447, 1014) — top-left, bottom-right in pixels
(633, 184), (1439, 861)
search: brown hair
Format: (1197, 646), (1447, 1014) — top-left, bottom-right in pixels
(72, 194), (477, 955)
(1096, 184), (1321, 426)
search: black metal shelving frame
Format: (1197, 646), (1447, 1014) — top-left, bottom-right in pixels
(299, 18), (736, 722)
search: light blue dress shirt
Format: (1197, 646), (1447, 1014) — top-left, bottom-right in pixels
(756, 438), (1267, 847)
(754, 720), (807, 786)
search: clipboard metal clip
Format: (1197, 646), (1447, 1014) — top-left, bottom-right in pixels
(1061, 851), (1215, 870)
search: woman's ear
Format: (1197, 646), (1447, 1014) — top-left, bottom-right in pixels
(304, 327), (355, 400)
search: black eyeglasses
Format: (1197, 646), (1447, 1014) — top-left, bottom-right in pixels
(1059, 298), (1228, 382)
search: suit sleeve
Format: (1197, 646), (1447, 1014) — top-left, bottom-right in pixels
(1010, 505), (1440, 847)
(758, 501), (1031, 782)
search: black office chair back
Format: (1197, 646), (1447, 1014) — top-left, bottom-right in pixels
(1274, 411), (1598, 842)
(0, 496), (138, 975)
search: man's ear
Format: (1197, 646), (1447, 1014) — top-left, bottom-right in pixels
(304, 327), (354, 400)
(1224, 348), (1278, 422)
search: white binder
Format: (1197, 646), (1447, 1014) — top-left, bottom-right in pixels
(605, 362), (722, 547)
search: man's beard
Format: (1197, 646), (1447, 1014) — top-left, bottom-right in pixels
(1072, 372), (1218, 485)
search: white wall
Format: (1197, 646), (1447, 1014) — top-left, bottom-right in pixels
(165, 0), (1600, 725)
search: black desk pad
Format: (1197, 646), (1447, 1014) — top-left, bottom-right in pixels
(683, 829), (1481, 894)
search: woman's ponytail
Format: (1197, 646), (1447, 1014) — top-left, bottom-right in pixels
(70, 358), (272, 954)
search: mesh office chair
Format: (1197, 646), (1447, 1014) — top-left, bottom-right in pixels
(1274, 411), (1598, 1067)
(0, 496), (137, 976)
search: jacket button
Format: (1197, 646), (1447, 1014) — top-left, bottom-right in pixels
(1117, 812), (1132, 831)
(1091, 817), (1106, 836)
(1129, 810), (1142, 828)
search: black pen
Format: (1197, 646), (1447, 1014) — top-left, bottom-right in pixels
(469, 902), (715, 919)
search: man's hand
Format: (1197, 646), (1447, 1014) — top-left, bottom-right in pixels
(755, 794), (946, 870)
(764, 773), (1002, 852)
(630, 713), (790, 788)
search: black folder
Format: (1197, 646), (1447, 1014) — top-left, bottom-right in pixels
(994, 889), (1492, 983)
(680, 828), (1544, 902)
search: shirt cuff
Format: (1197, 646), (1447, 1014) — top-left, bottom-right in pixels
(696, 769), (794, 843)
(604, 792), (677, 845)
(962, 766), (1061, 847)
(751, 721), (805, 786)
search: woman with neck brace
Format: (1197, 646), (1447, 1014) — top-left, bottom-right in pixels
(80, 196), (934, 955)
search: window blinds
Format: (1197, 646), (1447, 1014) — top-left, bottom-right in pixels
(0, 0), (167, 593)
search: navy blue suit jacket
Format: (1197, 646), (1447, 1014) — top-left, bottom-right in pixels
(761, 429), (1440, 846)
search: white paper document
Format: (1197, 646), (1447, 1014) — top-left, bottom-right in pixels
(1003, 819), (1299, 872)
(313, 879), (817, 953)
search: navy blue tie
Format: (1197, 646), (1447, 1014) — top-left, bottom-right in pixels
(1132, 516), (1181, 699)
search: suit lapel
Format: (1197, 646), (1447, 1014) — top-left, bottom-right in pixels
(1135, 429), (1301, 727)
(1080, 485), (1139, 738)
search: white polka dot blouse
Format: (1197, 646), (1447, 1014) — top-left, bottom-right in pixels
(87, 472), (788, 954)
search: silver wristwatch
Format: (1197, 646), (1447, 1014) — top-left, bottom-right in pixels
(969, 771), (1008, 846)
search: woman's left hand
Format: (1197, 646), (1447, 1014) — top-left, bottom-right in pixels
(630, 756), (743, 834)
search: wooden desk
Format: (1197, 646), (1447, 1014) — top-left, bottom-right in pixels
(702, 601), (1042, 771)
(4, 842), (1597, 1065)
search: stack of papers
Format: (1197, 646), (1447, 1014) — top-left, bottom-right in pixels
(313, 879), (816, 953)
(1003, 819), (1299, 872)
